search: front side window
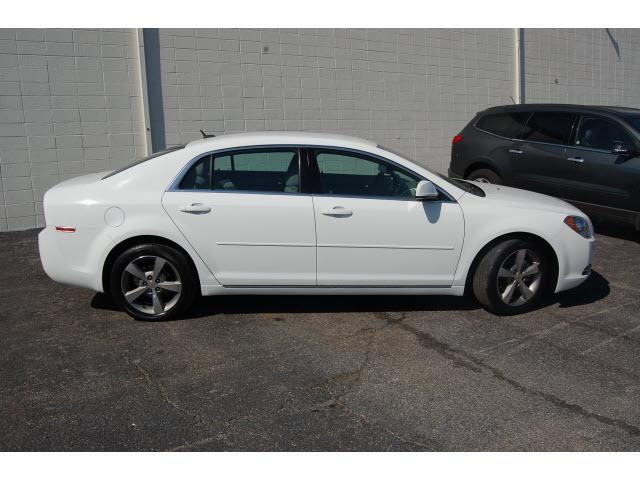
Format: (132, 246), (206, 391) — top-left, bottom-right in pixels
(475, 112), (530, 138)
(178, 149), (300, 193)
(521, 112), (575, 145)
(313, 150), (420, 198)
(574, 116), (634, 152)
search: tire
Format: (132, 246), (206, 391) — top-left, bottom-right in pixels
(472, 239), (553, 315)
(110, 243), (198, 321)
(466, 168), (502, 185)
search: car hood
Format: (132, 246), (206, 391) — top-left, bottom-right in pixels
(468, 182), (580, 215)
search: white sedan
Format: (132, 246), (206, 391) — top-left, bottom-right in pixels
(39, 132), (595, 320)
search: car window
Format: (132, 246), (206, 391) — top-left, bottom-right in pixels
(521, 112), (575, 145)
(574, 116), (634, 152)
(314, 150), (420, 198)
(178, 149), (300, 193)
(475, 112), (530, 138)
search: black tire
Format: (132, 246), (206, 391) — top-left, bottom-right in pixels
(466, 168), (502, 185)
(110, 243), (198, 321)
(472, 239), (553, 315)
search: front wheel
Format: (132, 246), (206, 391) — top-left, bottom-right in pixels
(110, 243), (198, 321)
(472, 239), (553, 315)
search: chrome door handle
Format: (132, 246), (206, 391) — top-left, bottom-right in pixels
(508, 149), (523, 154)
(567, 157), (584, 163)
(179, 203), (211, 214)
(320, 206), (353, 217)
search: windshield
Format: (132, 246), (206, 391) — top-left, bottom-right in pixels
(102, 145), (186, 180)
(376, 144), (485, 197)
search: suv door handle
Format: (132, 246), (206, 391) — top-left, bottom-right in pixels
(508, 148), (523, 154)
(567, 157), (584, 163)
(320, 206), (353, 217)
(179, 203), (211, 214)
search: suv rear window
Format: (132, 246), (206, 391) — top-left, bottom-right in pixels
(521, 112), (575, 145)
(475, 112), (530, 138)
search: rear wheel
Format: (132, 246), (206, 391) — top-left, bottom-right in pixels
(110, 243), (198, 321)
(473, 239), (552, 315)
(466, 168), (502, 185)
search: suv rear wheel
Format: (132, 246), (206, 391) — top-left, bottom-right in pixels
(466, 168), (502, 184)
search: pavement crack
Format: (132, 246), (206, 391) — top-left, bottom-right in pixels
(393, 321), (640, 437)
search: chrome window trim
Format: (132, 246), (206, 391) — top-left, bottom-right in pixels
(166, 143), (457, 202)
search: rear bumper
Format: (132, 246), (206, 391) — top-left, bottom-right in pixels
(448, 168), (463, 179)
(38, 226), (104, 292)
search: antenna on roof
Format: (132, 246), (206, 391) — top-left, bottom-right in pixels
(200, 129), (216, 138)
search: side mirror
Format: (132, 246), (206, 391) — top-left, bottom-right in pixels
(612, 142), (635, 156)
(415, 180), (439, 201)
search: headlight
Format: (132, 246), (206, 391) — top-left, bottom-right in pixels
(564, 215), (592, 238)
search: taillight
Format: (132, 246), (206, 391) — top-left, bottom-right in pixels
(452, 134), (463, 145)
(55, 226), (76, 233)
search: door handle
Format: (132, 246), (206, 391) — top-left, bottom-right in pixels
(320, 206), (353, 217)
(508, 148), (523, 154)
(179, 203), (211, 214)
(567, 157), (584, 163)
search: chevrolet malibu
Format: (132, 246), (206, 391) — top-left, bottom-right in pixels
(39, 132), (595, 320)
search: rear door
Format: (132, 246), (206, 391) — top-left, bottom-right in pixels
(162, 147), (317, 286)
(563, 114), (640, 210)
(510, 111), (577, 197)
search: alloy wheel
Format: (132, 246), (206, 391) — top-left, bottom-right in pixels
(120, 255), (182, 315)
(496, 248), (542, 306)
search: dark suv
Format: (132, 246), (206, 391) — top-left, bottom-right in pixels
(449, 104), (640, 229)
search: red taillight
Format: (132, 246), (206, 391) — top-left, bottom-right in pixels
(55, 226), (76, 233)
(452, 134), (463, 145)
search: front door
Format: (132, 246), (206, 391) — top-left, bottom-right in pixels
(562, 114), (640, 211)
(162, 147), (317, 286)
(309, 148), (464, 286)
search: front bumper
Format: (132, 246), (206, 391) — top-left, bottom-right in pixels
(554, 234), (595, 293)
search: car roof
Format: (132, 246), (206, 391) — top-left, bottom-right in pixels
(185, 131), (377, 152)
(480, 104), (640, 116)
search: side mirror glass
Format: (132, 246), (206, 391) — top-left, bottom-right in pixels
(415, 180), (439, 201)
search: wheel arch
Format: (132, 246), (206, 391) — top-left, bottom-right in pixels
(463, 232), (559, 295)
(102, 235), (201, 294)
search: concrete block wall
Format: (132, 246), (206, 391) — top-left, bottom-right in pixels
(148, 28), (516, 173)
(1, 28), (639, 231)
(0, 28), (147, 231)
(523, 29), (640, 106)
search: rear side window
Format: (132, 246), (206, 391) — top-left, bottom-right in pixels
(574, 116), (634, 151)
(475, 112), (530, 138)
(178, 149), (300, 193)
(521, 112), (575, 145)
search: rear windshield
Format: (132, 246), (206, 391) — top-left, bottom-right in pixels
(102, 145), (185, 180)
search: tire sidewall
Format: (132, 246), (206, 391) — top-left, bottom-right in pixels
(467, 168), (502, 185)
(110, 243), (197, 321)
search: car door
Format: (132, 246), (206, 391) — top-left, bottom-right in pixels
(563, 114), (640, 211)
(162, 147), (317, 286)
(509, 111), (577, 197)
(309, 148), (464, 286)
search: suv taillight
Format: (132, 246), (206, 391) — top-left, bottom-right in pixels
(452, 134), (463, 145)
